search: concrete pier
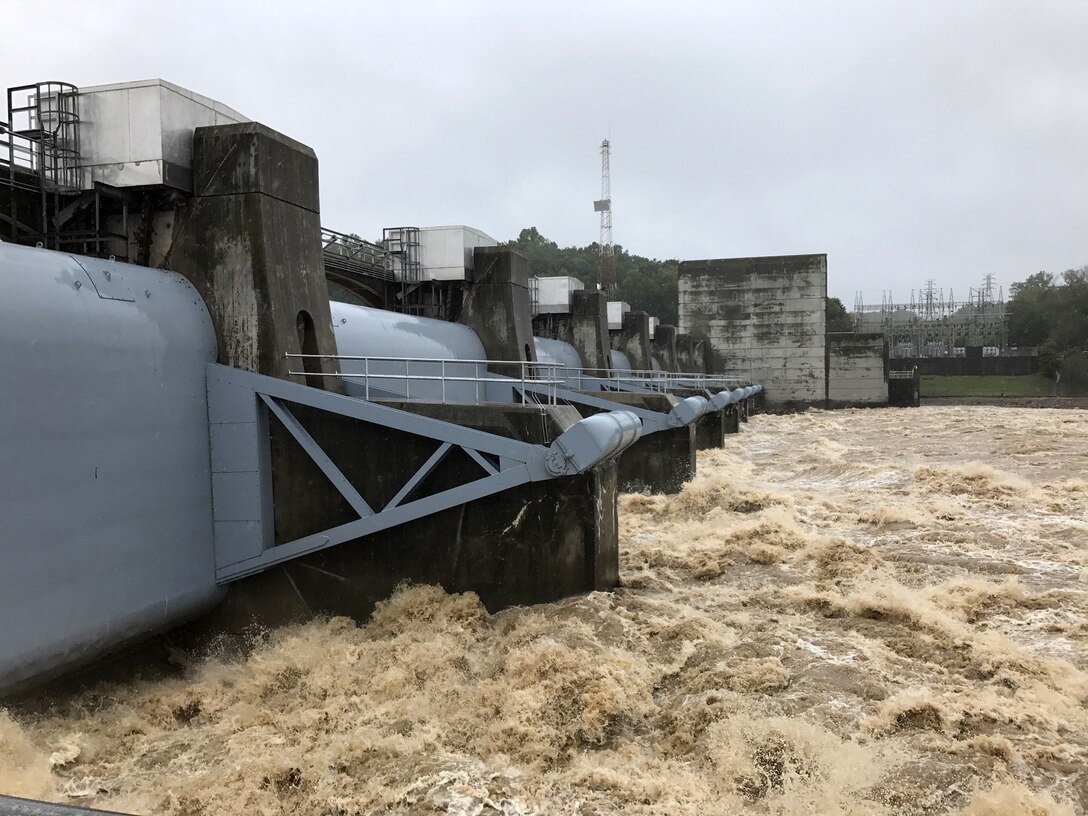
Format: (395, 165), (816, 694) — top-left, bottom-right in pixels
(562, 391), (696, 493)
(459, 246), (538, 369)
(162, 127), (623, 624)
(724, 403), (741, 434)
(164, 123), (341, 390)
(652, 324), (680, 372)
(611, 310), (653, 371)
(216, 402), (619, 626)
(533, 289), (612, 373)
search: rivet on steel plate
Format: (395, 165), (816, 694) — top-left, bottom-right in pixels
(74, 280), (81, 289)
(104, 270), (111, 280)
(145, 290), (151, 298)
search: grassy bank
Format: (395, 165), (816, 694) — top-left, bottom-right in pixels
(921, 373), (1054, 397)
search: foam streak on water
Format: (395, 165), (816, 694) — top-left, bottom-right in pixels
(2, 406), (1086, 815)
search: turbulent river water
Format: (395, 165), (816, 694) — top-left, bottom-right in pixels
(2, 406), (1087, 815)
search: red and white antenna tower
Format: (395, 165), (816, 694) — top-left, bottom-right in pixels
(593, 138), (617, 292)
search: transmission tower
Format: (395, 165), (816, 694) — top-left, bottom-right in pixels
(593, 138), (617, 292)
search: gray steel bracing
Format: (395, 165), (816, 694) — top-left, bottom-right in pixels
(208, 364), (640, 583)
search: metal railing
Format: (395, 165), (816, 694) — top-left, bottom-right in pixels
(529, 275), (540, 316)
(5, 82), (81, 193)
(563, 366), (747, 393)
(286, 354), (563, 405)
(887, 370), (917, 380)
(0, 118), (43, 193)
(321, 228), (392, 280)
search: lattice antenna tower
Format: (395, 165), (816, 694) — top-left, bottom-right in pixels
(593, 138), (617, 292)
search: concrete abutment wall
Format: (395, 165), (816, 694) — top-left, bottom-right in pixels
(679, 254), (827, 406)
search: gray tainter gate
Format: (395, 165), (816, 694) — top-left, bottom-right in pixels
(0, 242), (641, 695)
(0, 243), (223, 693)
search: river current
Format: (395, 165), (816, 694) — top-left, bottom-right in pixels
(3, 406), (1086, 815)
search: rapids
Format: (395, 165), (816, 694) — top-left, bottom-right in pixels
(2, 406), (1086, 815)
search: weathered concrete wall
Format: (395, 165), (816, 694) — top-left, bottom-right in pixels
(566, 390), (697, 493)
(530, 289), (612, 373)
(611, 310), (652, 371)
(570, 289), (612, 372)
(723, 403), (740, 434)
(679, 254), (827, 405)
(652, 324), (679, 372)
(215, 401), (619, 627)
(617, 426), (695, 494)
(459, 246), (537, 367)
(163, 122), (341, 389)
(676, 334), (706, 374)
(827, 332), (888, 405)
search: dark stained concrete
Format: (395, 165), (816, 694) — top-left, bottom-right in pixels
(611, 310), (653, 371)
(216, 401), (620, 628)
(563, 390), (697, 494)
(531, 289), (613, 374)
(652, 324), (679, 372)
(459, 246), (538, 373)
(164, 123), (341, 390)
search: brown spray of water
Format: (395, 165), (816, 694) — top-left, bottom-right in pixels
(2, 406), (1086, 815)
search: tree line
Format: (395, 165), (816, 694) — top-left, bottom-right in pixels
(1008, 267), (1088, 389)
(510, 227), (679, 325)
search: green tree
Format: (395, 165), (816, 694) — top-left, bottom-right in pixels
(826, 297), (854, 333)
(1008, 266), (1088, 388)
(508, 228), (680, 324)
(1008, 272), (1055, 347)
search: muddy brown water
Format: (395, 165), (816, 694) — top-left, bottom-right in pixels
(2, 406), (1086, 815)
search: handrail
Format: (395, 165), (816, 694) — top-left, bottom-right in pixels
(320, 228), (392, 280)
(563, 366), (747, 393)
(0, 119), (38, 171)
(286, 353), (562, 406)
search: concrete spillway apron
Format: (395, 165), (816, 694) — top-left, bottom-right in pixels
(207, 364), (641, 583)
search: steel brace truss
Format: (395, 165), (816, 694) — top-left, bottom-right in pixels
(207, 364), (640, 583)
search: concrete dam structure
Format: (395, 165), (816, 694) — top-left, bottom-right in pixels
(679, 254), (894, 408)
(0, 77), (762, 709)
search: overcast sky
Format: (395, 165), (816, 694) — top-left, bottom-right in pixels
(4, 0), (1085, 304)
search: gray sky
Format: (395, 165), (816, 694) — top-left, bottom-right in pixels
(4, 0), (1085, 304)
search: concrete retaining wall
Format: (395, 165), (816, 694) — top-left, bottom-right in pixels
(827, 332), (887, 405)
(678, 254), (827, 405)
